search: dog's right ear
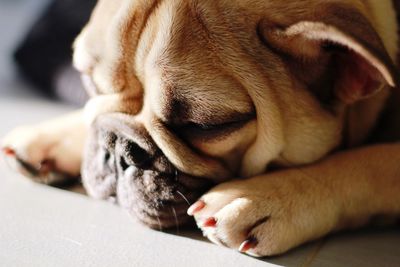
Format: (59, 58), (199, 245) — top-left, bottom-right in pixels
(258, 3), (399, 104)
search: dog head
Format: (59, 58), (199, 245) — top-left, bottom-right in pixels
(73, 0), (399, 228)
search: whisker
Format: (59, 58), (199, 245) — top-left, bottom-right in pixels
(156, 215), (163, 232)
(171, 206), (179, 234)
(176, 190), (191, 206)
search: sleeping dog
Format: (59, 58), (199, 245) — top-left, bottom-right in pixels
(2, 0), (400, 257)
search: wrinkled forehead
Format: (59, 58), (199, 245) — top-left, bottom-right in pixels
(76, 0), (254, 122)
(135, 0), (254, 123)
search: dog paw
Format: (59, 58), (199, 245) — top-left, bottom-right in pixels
(1, 124), (83, 184)
(188, 175), (338, 257)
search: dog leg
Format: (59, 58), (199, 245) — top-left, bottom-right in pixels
(189, 144), (400, 257)
(1, 111), (87, 184)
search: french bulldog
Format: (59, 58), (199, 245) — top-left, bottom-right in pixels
(2, 0), (400, 257)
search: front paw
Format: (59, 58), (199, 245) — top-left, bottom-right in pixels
(188, 174), (339, 257)
(1, 125), (81, 184)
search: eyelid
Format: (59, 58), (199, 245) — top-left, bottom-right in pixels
(188, 111), (256, 127)
(179, 115), (255, 139)
(190, 120), (243, 131)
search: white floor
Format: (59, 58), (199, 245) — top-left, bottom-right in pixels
(0, 1), (399, 266)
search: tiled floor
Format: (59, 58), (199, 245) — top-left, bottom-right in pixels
(0, 1), (399, 266)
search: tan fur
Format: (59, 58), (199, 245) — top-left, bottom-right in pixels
(2, 0), (400, 257)
(2, 111), (87, 178)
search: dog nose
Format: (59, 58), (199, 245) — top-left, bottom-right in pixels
(119, 139), (152, 169)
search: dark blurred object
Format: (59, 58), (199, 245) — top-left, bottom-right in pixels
(14, 0), (97, 106)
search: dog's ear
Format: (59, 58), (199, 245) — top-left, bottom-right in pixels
(258, 4), (399, 104)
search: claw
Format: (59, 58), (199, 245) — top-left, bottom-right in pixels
(202, 217), (217, 228)
(187, 200), (205, 216)
(39, 160), (55, 175)
(239, 237), (258, 253)
(2, 147), (16, 157)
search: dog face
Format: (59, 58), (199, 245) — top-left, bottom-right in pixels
(73, 0), (398, 228)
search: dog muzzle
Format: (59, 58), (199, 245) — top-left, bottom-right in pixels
(82, 113), (213, 229)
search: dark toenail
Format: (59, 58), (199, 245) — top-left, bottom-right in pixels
(39, 160), (55, 174)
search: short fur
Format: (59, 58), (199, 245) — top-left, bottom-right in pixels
(2, 0), (400, 257)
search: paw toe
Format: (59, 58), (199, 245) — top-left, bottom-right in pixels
(187, 200), (206, 215)
(2, 147), (16, 157)
(195, 197), (260, 249)
(2, 149), (73, 185)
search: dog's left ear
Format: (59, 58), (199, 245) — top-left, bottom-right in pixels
(259, 4), (400, 104)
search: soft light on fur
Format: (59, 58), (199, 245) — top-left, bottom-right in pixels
(2, 0), (400, 257)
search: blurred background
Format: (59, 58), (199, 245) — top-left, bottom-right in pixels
(0, 0), (96, 106)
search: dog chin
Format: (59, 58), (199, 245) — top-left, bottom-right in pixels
(117, 166), (210, 229)
(81, 113), (212, 229)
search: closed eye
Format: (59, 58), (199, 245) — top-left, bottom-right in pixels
(186, 120), (245, 132)
(175, 115), (255, 140)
